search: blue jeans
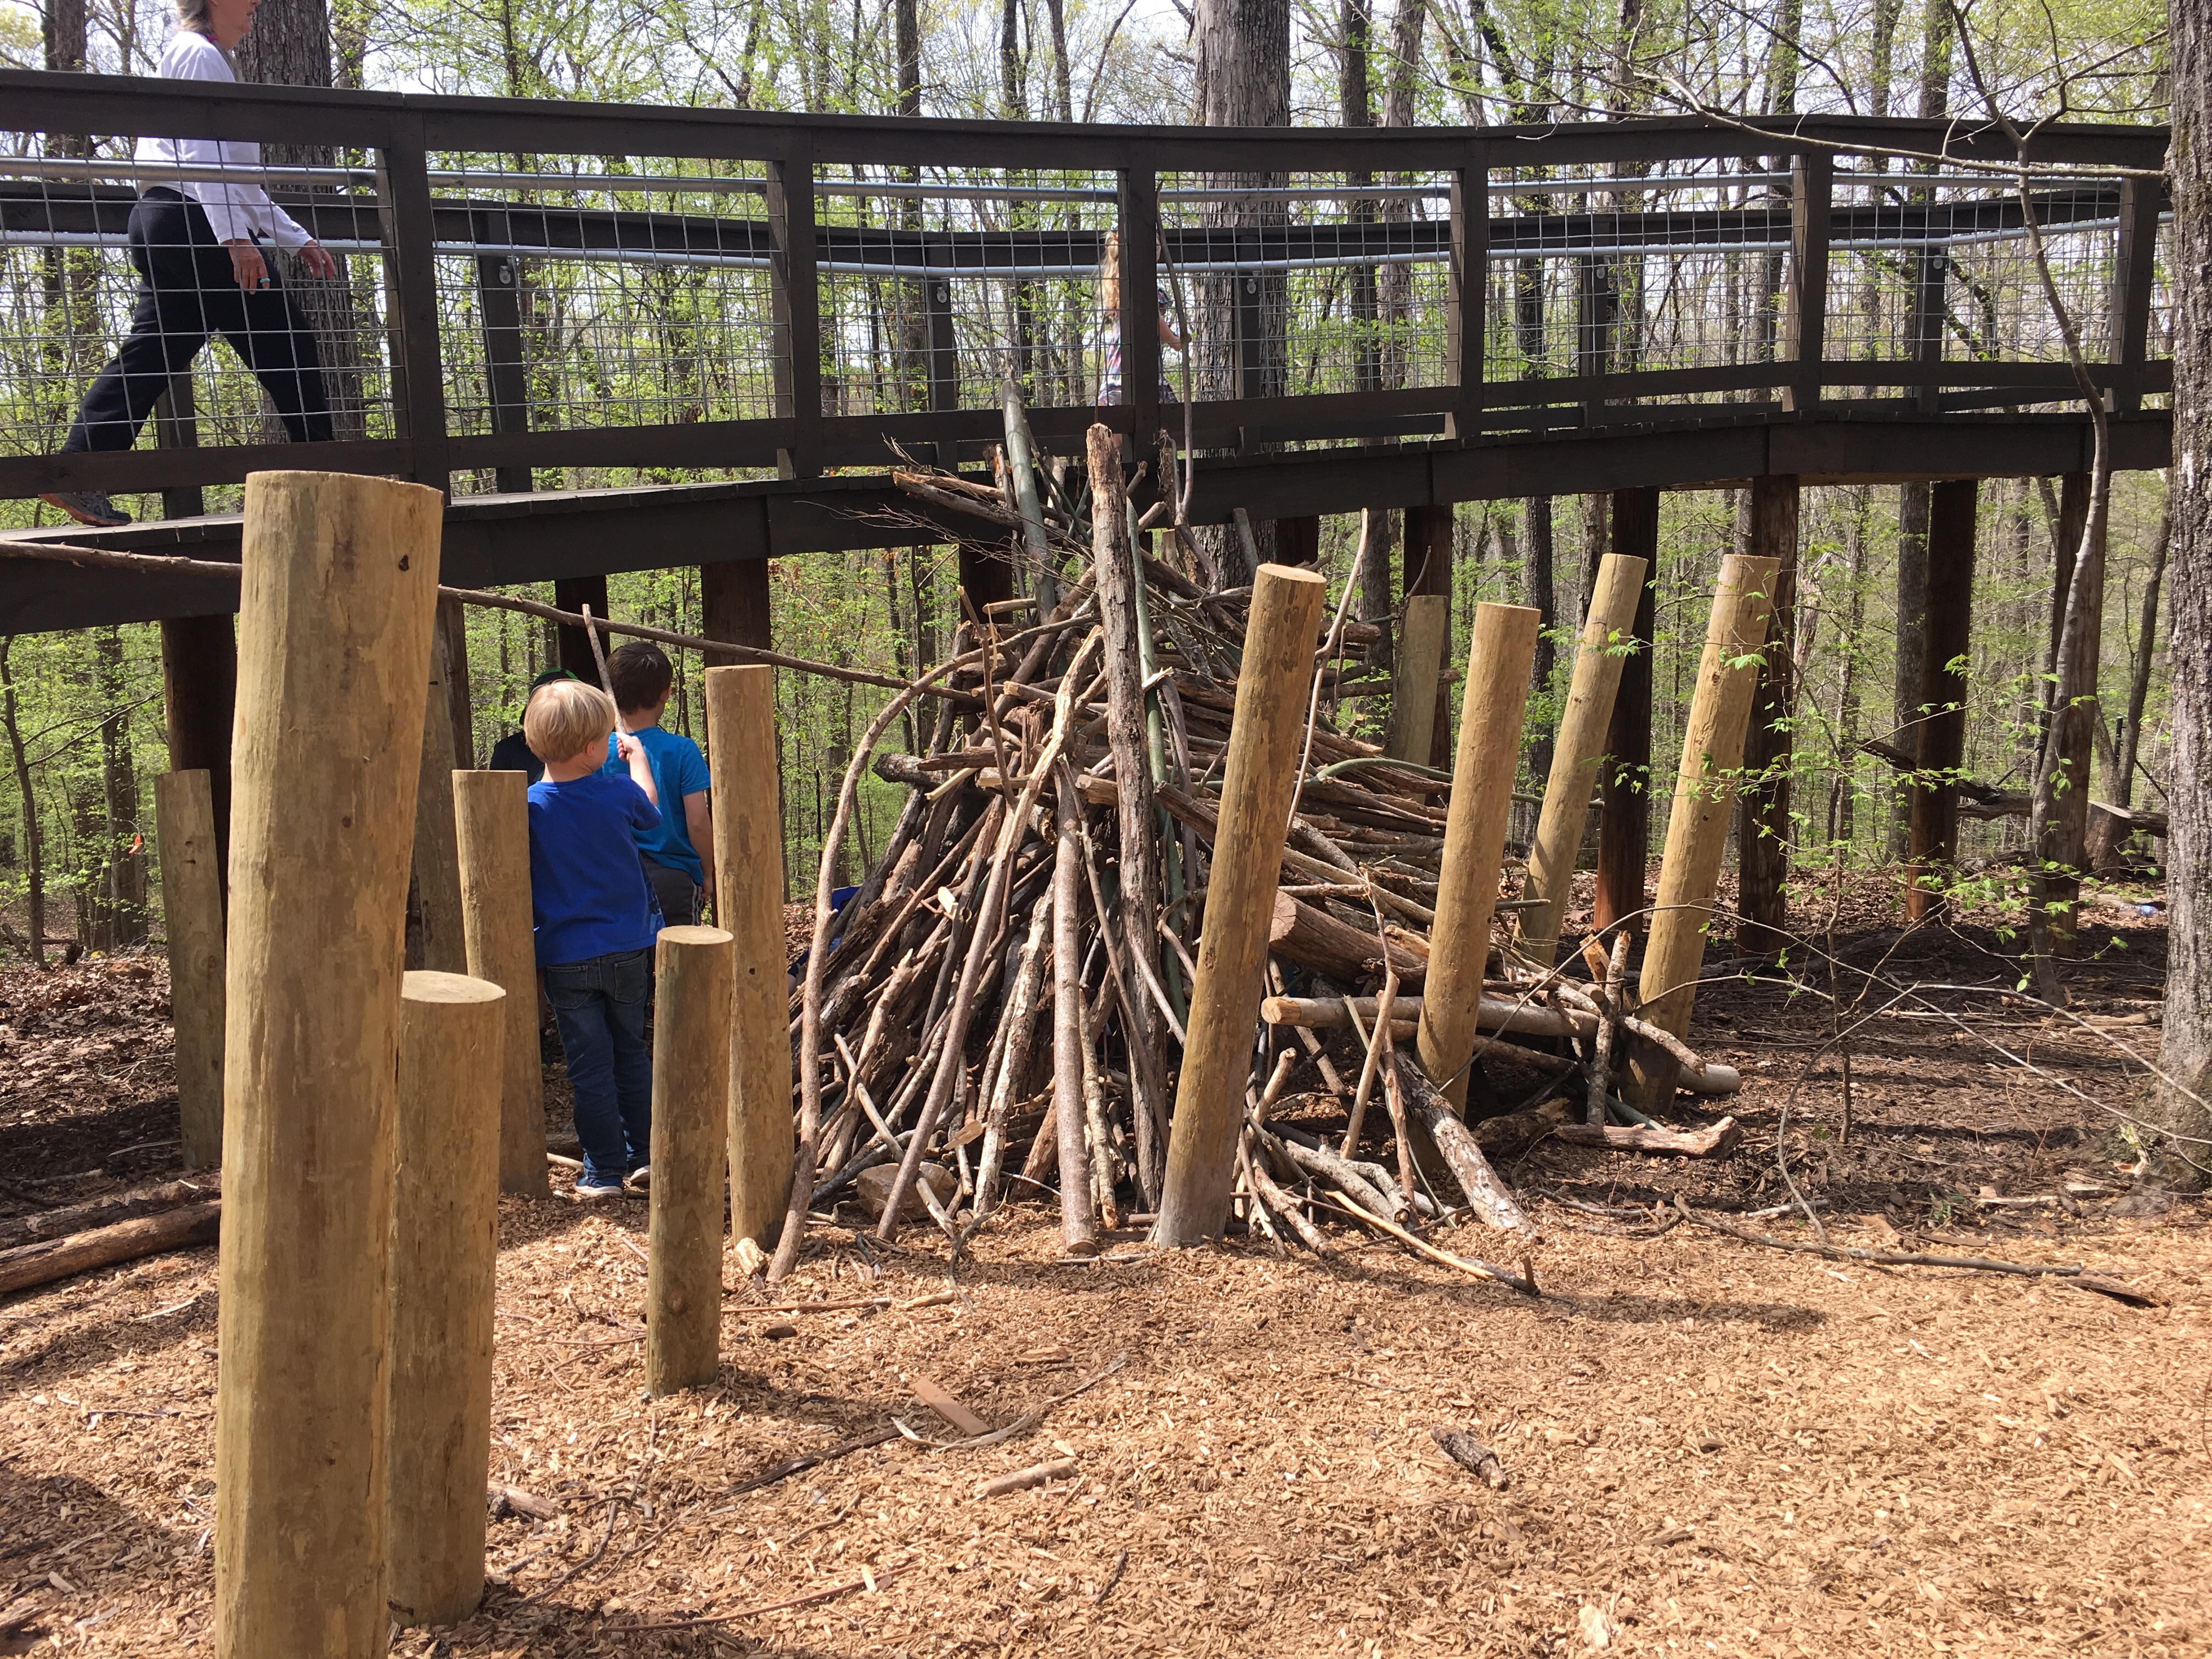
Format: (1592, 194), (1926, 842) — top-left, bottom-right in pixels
(544, 947), (653, 1181)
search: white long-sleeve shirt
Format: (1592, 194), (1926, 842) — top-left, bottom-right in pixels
(134, 30), (313, 250)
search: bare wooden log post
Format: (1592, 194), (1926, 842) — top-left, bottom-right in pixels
(1519, 554), (1647, 966)
(216, 469), (443, 1659)
(1623, 553), (1782, 1109)
(1053, 765), (1098, 1254)
(386, 969), (506, 1628)
(1154, 563), (1328, 1247)
(1415, 602), (1541, 1115)
(155, 768), (225, 1170)
(1385, 594), (1448, 765)
(1087, 422), (1169, 1202)
(648, 924), (735, 1393)
(410, 615), (467, 973)
(706, 665), (794, 1251)
(454, 769), (548, 1198)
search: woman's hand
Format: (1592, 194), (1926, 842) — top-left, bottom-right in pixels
(298, 241), (338, 280)
(224, 238), (269, 292)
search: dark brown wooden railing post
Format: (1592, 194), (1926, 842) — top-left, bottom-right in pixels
(1784, 151), (1831, 415)
(925, 240), (959, 470)
(769, 149), (822, 479)
(1446, 156), (1487, 442)
(1117, 167), (1161, 461)
(473, 211), (532, 495)
(1908, 239), (1948, 416)
(375, 126), (450, 493)
(2108, 176), (2161, 416)
(1234, 228), (1265, 402)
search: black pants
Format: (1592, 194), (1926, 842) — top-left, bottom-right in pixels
(63, 188), (334, 454)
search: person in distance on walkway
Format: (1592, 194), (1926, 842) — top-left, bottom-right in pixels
(38, 0), (338, 529)
(524, 679), (663, 1199)
(599, 643), (714, 929)
(487, 668), (578, 784)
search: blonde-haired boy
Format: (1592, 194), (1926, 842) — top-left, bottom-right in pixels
(524, 678), (662, 1198)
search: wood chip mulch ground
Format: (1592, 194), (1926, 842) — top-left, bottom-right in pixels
(4, 876), (2209, 1657)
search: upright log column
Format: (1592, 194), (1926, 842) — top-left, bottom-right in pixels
(1736, 475), (1802, 956)
(1519, 552), (1648, 966)
(1385, 595), (1448, 765)
(386, 969), (505, 1628)
(454, 769), (548, 1198)
(1415, 603), (1541, 1114)
(1905, 480), (1979, 922)
(155, 769), (224, 1170)
(705, 665), (793, 1250)
(1596, 486), (1660, 934)
(216, 470), (443, 1659)
(1154, 564), (1328, 1247)
(648, 924), (735, 1393)
(1623, 554), (1780, 1109)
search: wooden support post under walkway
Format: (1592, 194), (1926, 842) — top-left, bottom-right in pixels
(1905, 479), (1979, 923)
(216, 470), (444, 1659)
(554, 574), (609, 682)
(648, 925), (735, 1393)
(1596, 487), (1659, 935)
(1416, 603), (1541, 1115)
(1404, 504), (1455, 771)
(1736, 475), (1802, 957)
(454, 769), (549, 1198)
(1154, 563), (1328, 1248)
(1519, 552), (1647, 967)
(701, 559), (773, 662)
(1385, 594), (1448, 766)
(706, 664), (793, 1251)
(159, 614), (235, 883)
(387, 969), (505, 1628)
(155, 769), (224, 1172)
(1623, 553), (1780, 1110)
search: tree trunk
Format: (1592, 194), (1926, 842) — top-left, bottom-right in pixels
(0, 640), (46, 968)
(1891, 479), (1931, 857)
(2144, 0), (2208, 1192)
(2116, 500), (2170, 812)
(235, 0), (370, 443)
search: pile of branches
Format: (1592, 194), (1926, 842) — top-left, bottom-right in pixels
(762, 414), (1720, 1284)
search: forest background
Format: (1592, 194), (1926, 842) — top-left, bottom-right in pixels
(0, 0), (2173, 957)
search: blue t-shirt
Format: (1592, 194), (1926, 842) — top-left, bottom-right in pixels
(601, 725), (712, 883)
(527, 771), (662, 967)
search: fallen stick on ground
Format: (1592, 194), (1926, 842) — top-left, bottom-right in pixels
(0, 1175), (219, 1251)
(892, 1349), (1132, 1451)
(1675, 1199), (2160, 1301)
(977, 1458), (1079, 1499)
(1308, 1194), (1538, 1295)
(1550, 1117), (1743, 1158)
(614, 1563), (919, 1630)
(727, 1426), (904, 1496)
(0, 1199), (221, 1295)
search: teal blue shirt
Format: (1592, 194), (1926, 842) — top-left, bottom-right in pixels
(601, 724), (711, 883)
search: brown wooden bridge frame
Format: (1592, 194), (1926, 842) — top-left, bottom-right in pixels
(0, 69), (2174, 933)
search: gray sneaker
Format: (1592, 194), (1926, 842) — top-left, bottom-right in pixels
(39, 489), (132, 528)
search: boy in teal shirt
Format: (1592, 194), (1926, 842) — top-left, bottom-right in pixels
(601, 642), (714, 927)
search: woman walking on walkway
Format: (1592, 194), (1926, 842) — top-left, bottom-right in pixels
(40, 0), (338, 529)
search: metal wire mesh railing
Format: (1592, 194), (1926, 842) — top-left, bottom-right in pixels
(0, 92), (2171, 518)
